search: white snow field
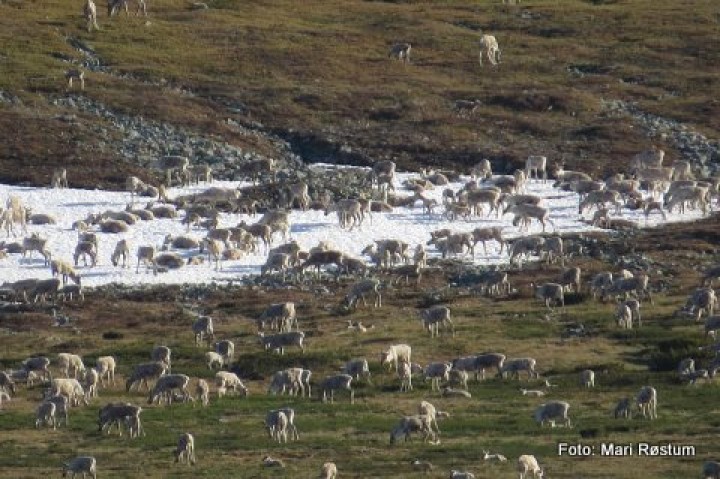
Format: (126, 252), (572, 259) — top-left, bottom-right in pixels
(0, 168), (706, 287)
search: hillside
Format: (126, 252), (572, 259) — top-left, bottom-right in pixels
(0, 0), (718, 186)
(1, 216), (720, 478)
(1, 1), (720, 478)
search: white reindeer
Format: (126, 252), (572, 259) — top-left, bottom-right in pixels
(83, 0), (99, 32)
(479, 34), (501, 65)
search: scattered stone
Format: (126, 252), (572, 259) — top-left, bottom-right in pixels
(51, 95), (298, 181)
(601, 99), (720, 174)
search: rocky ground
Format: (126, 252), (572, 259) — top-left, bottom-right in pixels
(602, 99), (720, 177)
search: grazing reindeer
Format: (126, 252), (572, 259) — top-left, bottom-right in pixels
(108, 0), (123, 15)
(642, 198), (666, 222)
(125, 176), (147, 204)
(299, 250), (345, 279)
(630, 147), (665, 171)
(358, 197), (373, 225)
(65, 69), (85, 91)
(157, 156), (189, 187)
(454, 99), (480, 118)
(388, 43), (411, 64)
(22, 233), (50, 264)
(285, 182), (310, 211)
(444, 202), (471, 221)
(471, 226), (505, 256)
(614, 397), (632, 419)
(83, 0), (99, 32)
(202, 238), (224, 271)
(483, 450), (507, 463)
(191, 164), (213, 184)
(479, 34), (501, 66)
(635, 386), (657, 420)
(244, 158), (275, 183)
(525, 155), (547, 182)
(471, 159), (492, 180)
(344, 278), (382, 309)
(514, 169), (528, 192)
(418, 196), (438, 216)
(108, 0), (147, 16)
(534, 283), (564, 310)
(507, 204), (555, 232)
(368, 160), (396, 188)
(73, 240), (97, 267)
(325, 200), (363, 231)
(636, 167), (675, 196)
(3, 195), (28, 237)
(236, 221), (273, 252)
(111, 239), (130, 268)
(51, 260), (82, 286)
(413, 244), (427, 268)
(579, 190), (623, 215)
(136, 246), (155, 273)
(51, 168), (68, 188)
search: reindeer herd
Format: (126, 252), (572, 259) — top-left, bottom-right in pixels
(0, 0), (704, 472)
(0, 146), (719, 476)
(0, 162), (602, 294)
(0, 147), (716, 301)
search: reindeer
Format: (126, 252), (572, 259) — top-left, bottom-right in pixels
(525, 155), (547, 182)
(507, 204), (555, 232)
(479, 34), (501, 66)
(284, 182), (310, 211)
(108, 0), (147, 16)
(156, 156), (189, 187)
(111, 239), (130, 268)
(83, 0), (99, 32)
(325, 200), (363, 231)
(3, 196), (27, 237)
(388, 43), (411, 64)
(51, 168), (68, 188)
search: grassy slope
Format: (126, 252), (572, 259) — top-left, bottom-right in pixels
(0, 0), (718, 183)
(1, 218), (720, 477)
(0, 1), (719, 477)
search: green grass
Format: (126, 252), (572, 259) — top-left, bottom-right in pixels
(0, 0), (719, 476)
(2, 280), (720, 477)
